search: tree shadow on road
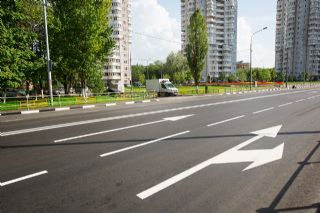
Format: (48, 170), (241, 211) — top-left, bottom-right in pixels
(1, 131), (320, 149)
(256, 141), (320, 213)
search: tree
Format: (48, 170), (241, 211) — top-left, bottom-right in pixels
(50, 0), (115, 94)
(0, 0), (35, 101)
(236, 69), (249, 82)
(227, 73), (236, 82)
(164, 52), (190, 84)
(219, 71), (226, 82)
(186, 9), (208, 86)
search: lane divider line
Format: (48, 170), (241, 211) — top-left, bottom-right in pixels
(278, 102), (293, 108)
(54, 120), (167, 143)
(253, 107), (274, 115)
(207, 115), (245, 127)
(0, 170), (48, 187)
(100, 131), (190, 157)
(295, 99), (306, 103)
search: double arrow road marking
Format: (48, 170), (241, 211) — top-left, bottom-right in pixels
(137, 125), (284, 200)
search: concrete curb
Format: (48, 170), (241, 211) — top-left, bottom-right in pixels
(0, 99), (159, 116)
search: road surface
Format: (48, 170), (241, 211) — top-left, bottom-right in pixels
(1, 88), (320, 213)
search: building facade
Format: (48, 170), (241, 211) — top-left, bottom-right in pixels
(104, 0), (132, 91)
(275, 0), (320, 80)
(236, 61), (250, 70)
(181, 0), (237, 80)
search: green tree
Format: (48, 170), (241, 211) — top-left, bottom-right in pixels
(0, 0), (35, 100)
(186, 9), (208, 86)
(236, 69), (249, 82)
(50, 0), (115, 94)
(227, 73), (236, 82)
(164, 52), (190, 84)
(132, 64), (146, 85)
(219, 71), (226, 82)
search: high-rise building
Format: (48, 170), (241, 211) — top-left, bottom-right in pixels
(105, 0), (132, 92)
(181, 0), (237, 80)
(275, 0), (320, 80)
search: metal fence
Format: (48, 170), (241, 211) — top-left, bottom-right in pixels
(0, 91), (157, 111)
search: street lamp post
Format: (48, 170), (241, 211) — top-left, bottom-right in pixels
(42, 0), (53, 106)
(250, 27), (268, 90)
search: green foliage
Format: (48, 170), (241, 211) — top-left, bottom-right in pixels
(186, 9), (208, 86)
(236, 69), (249, 82)
(218, 71), (226, 82)
(132, 64), (146, 85)
(164, 52), (190, 84)
(50, 0), (115, 93)
(227, 73), (236, 82)
(0, 0), (36, 92)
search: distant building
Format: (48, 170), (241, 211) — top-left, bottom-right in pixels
(275, 0), (320, 80)
(104, 0), (132, 91)
(181, 0), (238, 80)
(236, 61), (250, 70)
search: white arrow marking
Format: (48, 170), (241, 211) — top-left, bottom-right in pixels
(137, 125), (284, 200)
(54, 115), (193, 143)
(0, 171), (48, 187)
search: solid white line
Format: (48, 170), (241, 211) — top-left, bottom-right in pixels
(0, 171), (48, 187)
(253, 107), (274, 114)
(278, 102), (293, 108)
(295, 99), (306, 103)
(1, 90), (306, 137)
(55, 107), (70, 111)
(54, 120), (166, 143)
(100, 131), (190, 157)
(207, 115), (245, 127)
(307, 96), (315, 100)
(21, 110), (39, 115)
(142, 100), (151, 103)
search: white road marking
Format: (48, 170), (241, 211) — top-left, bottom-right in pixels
(54, 115), (193, 143)
(1, 90), (306, 137)
(295, 99), (306, 103)
(137, 125), (283, 200)
(207, 115), (245, 127)
(100, 131), (190, 157)
(278, 102), (293, 108)
(142, 100), (151, 103)
(307, 96), (315, 100)
(253, 107), (274, 114)
(0, 171), (48, 187)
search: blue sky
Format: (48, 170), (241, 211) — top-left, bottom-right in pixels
(131, 0), (277, 68)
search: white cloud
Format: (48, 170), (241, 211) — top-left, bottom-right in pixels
(131, 0), (181, 65)
(237, 16), (275, 68)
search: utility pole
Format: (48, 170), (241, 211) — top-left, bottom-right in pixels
(42, 0), (53, 106)
(250, 27), (267, 90)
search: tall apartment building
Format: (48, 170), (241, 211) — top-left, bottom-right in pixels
(181, 0), (237, 80)
(275, 0), (320, 80)
(104, 0), (132, 91)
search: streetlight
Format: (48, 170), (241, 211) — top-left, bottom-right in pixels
(42, 0), (53, 106)
(250, 27), (267, 90)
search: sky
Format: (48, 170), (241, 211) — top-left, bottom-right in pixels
(131, 0), (277, 68)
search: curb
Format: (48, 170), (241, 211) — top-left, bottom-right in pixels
(0, 99), (158, 117)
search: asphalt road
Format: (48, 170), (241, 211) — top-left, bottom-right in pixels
(1, 88), (320, 213)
